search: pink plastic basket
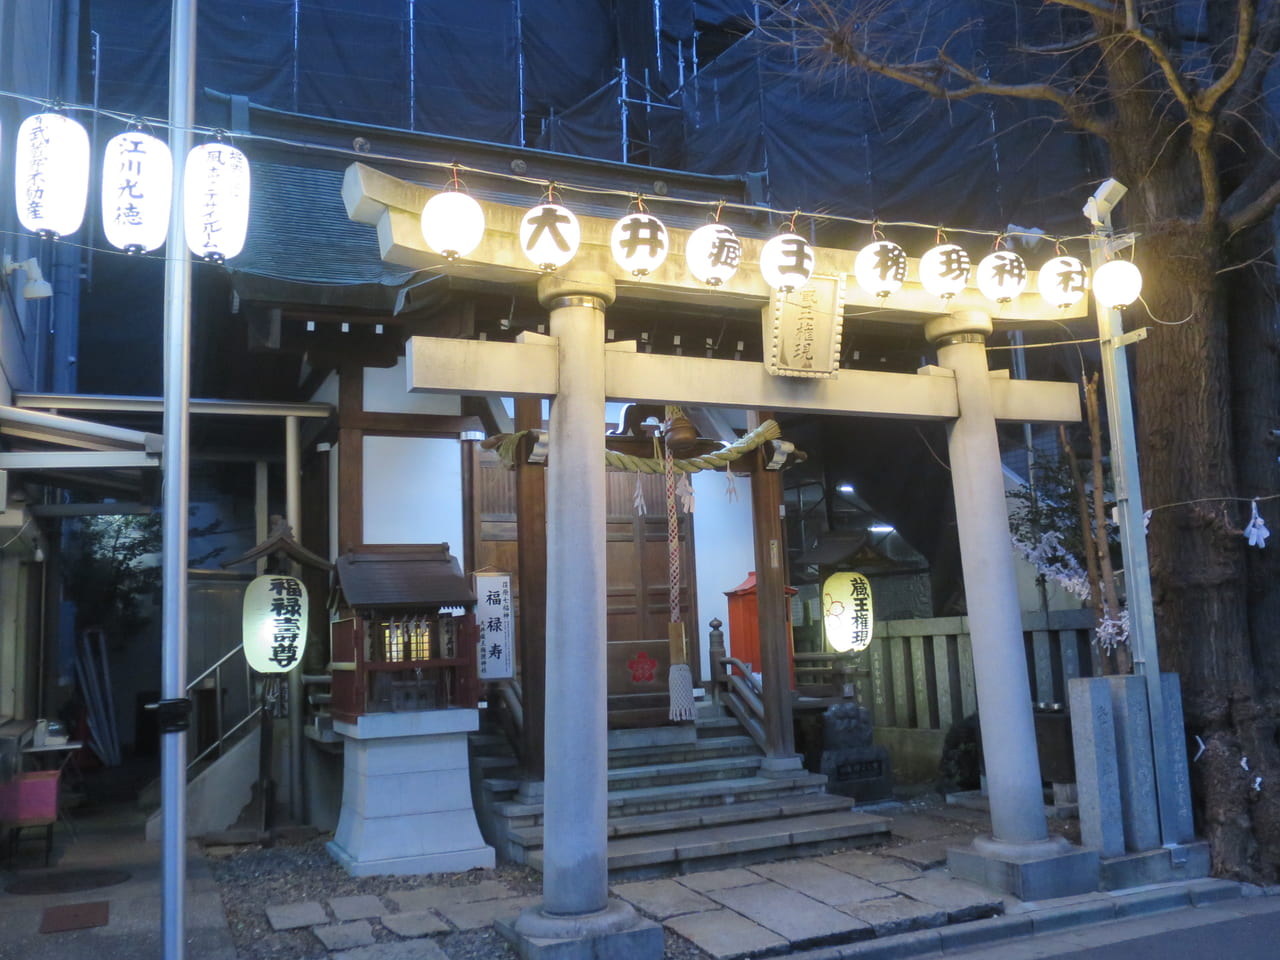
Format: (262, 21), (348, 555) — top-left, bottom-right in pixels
(0, 770), (59, 821)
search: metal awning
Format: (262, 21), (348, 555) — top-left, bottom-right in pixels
(0, 405), (162, 499)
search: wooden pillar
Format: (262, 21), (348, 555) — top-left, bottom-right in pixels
(514, 396), (547, 781)
(336, 364), (363, 554)
(749, 418), (799, 770)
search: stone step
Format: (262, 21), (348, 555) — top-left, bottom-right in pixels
(694, 715), (743, 738)
(607, 754), (763, 791)
(495, 772), (831, 825)
(607, 735), (760, 769)
(507, 791), (854, 849)
(526, 808), (892, 879)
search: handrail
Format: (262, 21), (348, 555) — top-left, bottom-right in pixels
(497, 678), (523, 729)
(720, 657), (762, 696)
(187, 703), (264, 770)
(186, 645), (244, 692)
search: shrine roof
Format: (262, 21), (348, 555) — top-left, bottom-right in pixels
(334, 544), (475, 610)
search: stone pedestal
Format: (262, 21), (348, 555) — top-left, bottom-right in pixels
(498, 901), (663, 960)
(948, 835), (1099, 901)
(328, 709), (494, 876)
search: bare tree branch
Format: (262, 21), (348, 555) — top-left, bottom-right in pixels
(789, 4), (1112, 137)
(1225, 164), (1280, 234)
(1198, 0), (1256, 114)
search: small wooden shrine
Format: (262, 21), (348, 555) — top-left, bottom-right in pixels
(325, 543), (493, 876)
(329, 543), (479, 720)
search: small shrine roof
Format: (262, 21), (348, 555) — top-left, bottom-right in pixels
(334, 544), (475, 610)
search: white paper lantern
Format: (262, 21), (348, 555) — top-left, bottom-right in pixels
(853, 240), (907, 299)
(15, 113), (90, 237)
(760, 232), (814, 291)
(1037, 255), (1089, 308)
(610, 212), (669, 276)
(919, 243), (971, 300)
(421, 190), (485, 260)
(975, 250), (1028, 303)
(822, 571), (875, 653)
(241, 574), (308, 674)
(519, 202), (580, 271)
(685, 223), (742, 286)
(1094, 259), (1143, 308)
(101, 131), (172, 254)
(184, 142), (250, 262)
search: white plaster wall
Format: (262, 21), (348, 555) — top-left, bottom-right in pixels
(362, 436), (466, 567)
(690, 470), (756, 678)
(366, 358), (462, 416)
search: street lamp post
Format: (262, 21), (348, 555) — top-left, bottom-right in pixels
(1084, 179), (1183, 845)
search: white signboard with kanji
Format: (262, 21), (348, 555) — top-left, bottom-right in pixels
(475, 572), (514, 679)
(242, 574), (308, 673)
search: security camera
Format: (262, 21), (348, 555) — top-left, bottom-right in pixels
(1083, 178), (1128, 225)
(1092, 179), (1128, 213)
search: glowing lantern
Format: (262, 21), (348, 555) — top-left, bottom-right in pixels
(853, 240), (907, 299)
(519, 202), (580, 271)
(610, 212), (669, 276)
(101, 131), (172, 254)
(760, 232), (814, 291)
(685, 223), (742, 286)
(15, 113), (90, 237)
(184, 142), (250, 262)
(241, 574), (308, 673)
(919, 243), (971, 300)
(1037, 255), (1089, 308)
(421, 190), (485, 261)
(822, 570), (874, 653)
(975, 250), (1028, 303)
(1093, 259), (1143, 308)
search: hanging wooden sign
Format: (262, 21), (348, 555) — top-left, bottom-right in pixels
(475, 571), (514, 679)
(764, 274), (844, 379)
(822, 571), (874, 653)
(242, 575), (308, 673)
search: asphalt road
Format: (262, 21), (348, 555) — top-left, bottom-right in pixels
(942, 895), (1280, 960)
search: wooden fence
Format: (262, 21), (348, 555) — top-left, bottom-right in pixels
(794, 607), (1097, 732)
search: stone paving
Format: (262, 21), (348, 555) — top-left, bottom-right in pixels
(261, 845), (1001, 959)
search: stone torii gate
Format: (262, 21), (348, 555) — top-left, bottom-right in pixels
(343, 162), (1099, 957)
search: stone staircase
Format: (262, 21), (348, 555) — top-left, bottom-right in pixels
(470, 701), (891, 880)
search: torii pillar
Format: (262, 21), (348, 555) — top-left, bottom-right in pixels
(510, 271), (663, 951)
(932, 310), (1099, 898)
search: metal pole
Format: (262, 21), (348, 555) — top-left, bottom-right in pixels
(161, 2), (196, 957)
(285, 416), (304, 822)
(1087, 199), (1181, 845)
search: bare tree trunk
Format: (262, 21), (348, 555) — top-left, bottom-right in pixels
(1127, 220), (1279, 881)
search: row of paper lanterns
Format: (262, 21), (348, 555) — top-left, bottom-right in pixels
(12, 113), (249, 261)
(12, 111), (1142, 309)
(424, 190), (1144, 309)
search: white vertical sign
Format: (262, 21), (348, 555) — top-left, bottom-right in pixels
(474, 572), (514, 679)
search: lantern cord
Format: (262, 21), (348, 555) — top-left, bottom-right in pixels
(985, 336), (1102, 351)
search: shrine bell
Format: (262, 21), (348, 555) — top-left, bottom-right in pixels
(724, 571), (797, 687)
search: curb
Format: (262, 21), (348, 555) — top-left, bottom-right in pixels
(788, 878), (1259, 959)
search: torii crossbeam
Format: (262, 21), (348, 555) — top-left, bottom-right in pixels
(344, 161), (1098, 955)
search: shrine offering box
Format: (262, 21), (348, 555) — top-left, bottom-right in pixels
(0, 770), (58, 821)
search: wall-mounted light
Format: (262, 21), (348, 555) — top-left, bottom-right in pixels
(3, 255), (53, 299)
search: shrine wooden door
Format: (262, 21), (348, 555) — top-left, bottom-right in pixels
(473, 453), (697, 729)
